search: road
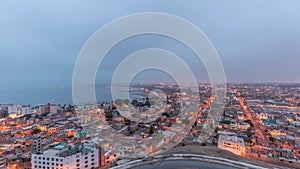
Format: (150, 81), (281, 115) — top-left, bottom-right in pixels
(232, 89), (270, 147)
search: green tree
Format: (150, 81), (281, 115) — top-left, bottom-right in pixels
(246, 129), (253, 138)
(149, 125), (154, 135)
(123, 99), (130, 105)
(114, 99), (123, 106)
(105, 112), (113, 121)
(244, 138), (252, 143)
(125, 119), (131, 125)
(222, 120), (230, 124)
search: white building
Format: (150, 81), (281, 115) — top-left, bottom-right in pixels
(32, 141), (99, 169)
(8, 104), (23, 116)
(8, 104), (31, 116)
(256, 112), (274, 120)
(33, 137), (42, 153)
(218, 133), (246, 156)
(21, 105), (31, 115)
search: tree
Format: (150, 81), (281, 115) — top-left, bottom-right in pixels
(246, 129), (253, 138)
(114, 99), (123, 106)
(24, 114), (32, 120)
(144, 97), (151, 107)
(269, 136), (275, 142)
(105, 112), (113, 121)
(131, 100), (138, 106)
(125, 119), (131, 125)
(31, 125), (37, 130)
(123, 99), (130, 105)
(245, 119), (254, 127)
(32, 129), (41, 135)
(41, 112), (49, 117)
(244, 138), (252, 143)
(162, 112), (169, 117)
(222, 120), (230, 124)
(149, 125), (154, 135)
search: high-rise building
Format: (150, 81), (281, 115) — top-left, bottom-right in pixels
(39, 104), (58, 114)
(33, 137), (42, 153)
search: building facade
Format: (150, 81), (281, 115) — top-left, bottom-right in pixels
(218, 133), (246, 156)
(32, 141), (99, 169)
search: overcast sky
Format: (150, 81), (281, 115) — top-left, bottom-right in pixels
(1, 0), (300, 104)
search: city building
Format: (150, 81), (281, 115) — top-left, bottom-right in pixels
(218, 132), (246, 156)
(39, 104), (58, 114)
(257, 112), (274, 120)
(0, 156), (6, 168)
(33, 137), (42, 153)
(31, 141), (99, 169)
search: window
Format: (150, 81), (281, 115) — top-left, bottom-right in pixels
(85, 161), (88, 164)
(91, 163), (94, 166)
(85, 165), (88, 168)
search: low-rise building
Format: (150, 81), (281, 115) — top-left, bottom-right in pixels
(218, 133), (246, 156)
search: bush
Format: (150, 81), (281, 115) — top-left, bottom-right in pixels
(105, 112), (113, 121)
(222, 120), (230, 124)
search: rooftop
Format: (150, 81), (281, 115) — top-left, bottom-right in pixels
(34, 141), (95, 157)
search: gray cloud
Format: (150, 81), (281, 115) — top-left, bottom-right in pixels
(1, 0), (300, 104)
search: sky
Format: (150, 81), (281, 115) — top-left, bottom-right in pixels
(1, 0), (300, 104)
